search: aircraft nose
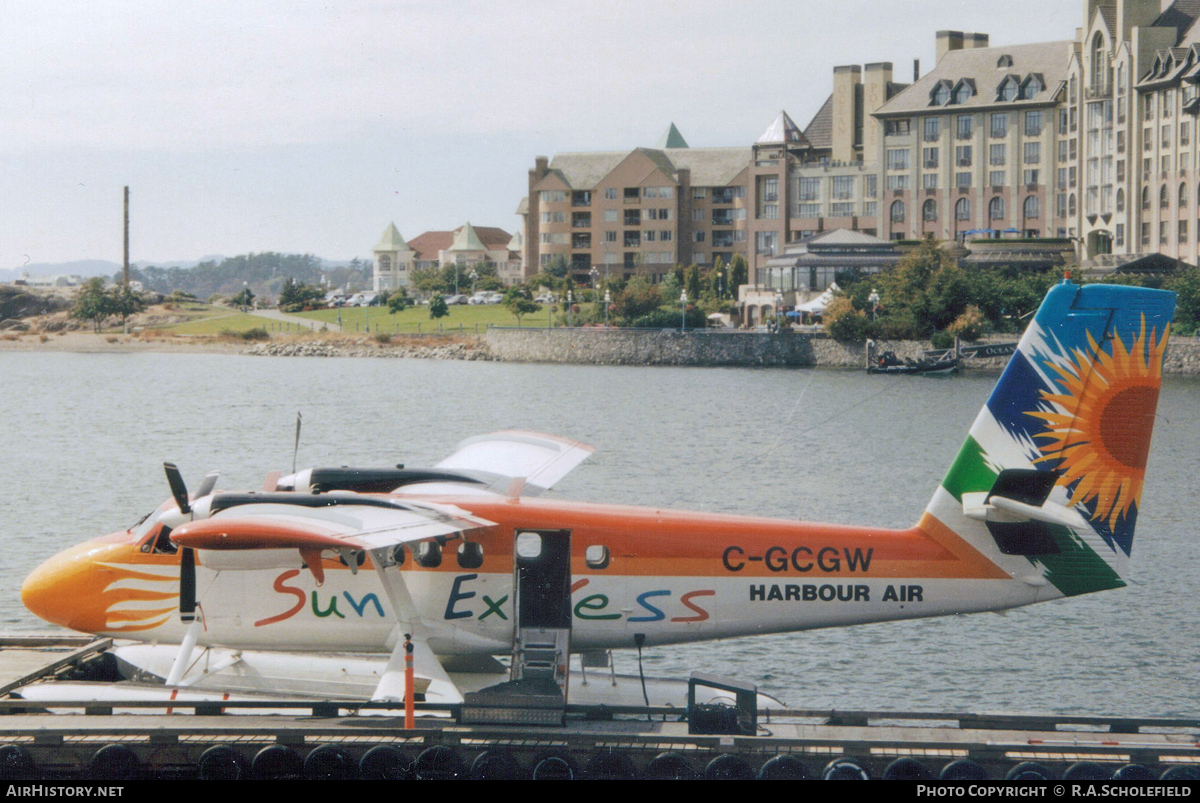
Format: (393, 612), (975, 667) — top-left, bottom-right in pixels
(21, 535), (135, 632)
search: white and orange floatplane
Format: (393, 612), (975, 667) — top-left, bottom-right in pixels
(19, 280), (1176, 710)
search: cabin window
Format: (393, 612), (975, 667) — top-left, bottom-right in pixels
(585, 545), (610, 570)
(457, 541), (484, 570)
(339, 550), (365, 568)
(391, 544), (406, 566)
(516, 532), (542, 558)
(416, 541), (442, 568)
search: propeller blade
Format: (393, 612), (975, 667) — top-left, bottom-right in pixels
(163, 462), (191, 515)
(194, 471), (219, 499)
(179, 547), (196, 622)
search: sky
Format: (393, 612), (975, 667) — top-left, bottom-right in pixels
(0, 0), (1088, 269)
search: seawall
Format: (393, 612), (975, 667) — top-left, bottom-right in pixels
(483, 327), (1200, 374)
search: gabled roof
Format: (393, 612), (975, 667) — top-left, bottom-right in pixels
(876, 40), (1072, 116)
(756, 110), (807, 145)
(407, 226), (513, 262)
(656, 122), (689, 149)
(543, 146), (751, 190)
(448, 221), (486, 252)
(507, 230), (524, 251)
(374, 222), (411, 252)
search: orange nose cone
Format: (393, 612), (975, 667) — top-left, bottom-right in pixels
(22, 534), (146, 633)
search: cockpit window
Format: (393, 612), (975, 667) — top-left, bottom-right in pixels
(132, 509), (164, 541)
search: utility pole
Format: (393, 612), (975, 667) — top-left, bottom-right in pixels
(123, 186), (130, 289)
(123, 186), (130, 334)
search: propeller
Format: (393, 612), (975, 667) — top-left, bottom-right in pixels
(160, 462), (217, 687)
(163, 462), (190, 514)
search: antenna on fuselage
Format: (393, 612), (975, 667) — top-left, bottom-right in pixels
(292, 412), (302, 474)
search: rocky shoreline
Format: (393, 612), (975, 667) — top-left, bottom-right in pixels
(3, 328), (1199, 374)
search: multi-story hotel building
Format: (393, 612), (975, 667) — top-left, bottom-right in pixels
(489, 1), (1200, 297)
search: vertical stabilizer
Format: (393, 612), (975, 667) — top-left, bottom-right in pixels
(922, 281), (1174, 597)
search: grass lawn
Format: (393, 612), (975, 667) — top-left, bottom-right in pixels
(296, 302), (586, 333)
(157, 311), (271, 335)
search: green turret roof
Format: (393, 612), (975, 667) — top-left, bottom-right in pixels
(448, 221), (486, 252)
(374, 222), (411, 252)
(656, 122), (689, 149)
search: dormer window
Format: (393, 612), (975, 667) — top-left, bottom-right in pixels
(998, 76), (1019, 102)
(1020, 75), (1043, 100)
(997, 55), (1013, 69)
(931, 82), (950, 106)
(952, 80), (974, 105)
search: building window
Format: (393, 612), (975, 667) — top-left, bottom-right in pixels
(957, 115), (974, 139)
(605, 231), (617, 243)
(1115, 223), (1124, 247)
(604, 210), (618, 223)
(1069, 194), (1076, 217)
(694, 231), (705, 243)
(539, 190), (566, 204)
(1024, 142), (1041, 164)
(831, 202), (854, 216)
(1181, 183), (1189, 209)
(1116, 188), (1125, 213)
(956, 198), (971, 220)
(890, 200), (906, 222)
(755, 231), (777, 256)
(1023, 169), (1040, 187)
(923, 174), (938, 189)
(885, 119), (911, 136)
(1182, 121), (1192, 147)
(1180, 220), (1189, 242)
(991, 112), (1009, 138)
(956, 172), (972, 188)
(924, 117), (940, 141)
(692, 187), (706, 199)
(760, 204), (779, 220)
(932, 84), (949, 106)
(832, 176), (855, 198)
(1024, 111), (1043, 136)
(866, 175), (877, 198)
(956, 145), (972, 167)
(989, 197), (1006, 219)
(989, 144), (1006, 165)
(924, 147), (939, 168)
(953, 83), (973, 105)
(887, 149), (910, 170)
(923, 199), (938, 221)
(1023, 195), (1040, 219)
(795, 203), (820, 217)
(1161, 185), (1170, 209)
(999, 79), (1018, 103)
(605, 188), (618, 200)
(989, 170), (1005, 187)
(798, 177), (821, 200)
(887, 175), (910, 190)
(1057, 193), (1067, 217)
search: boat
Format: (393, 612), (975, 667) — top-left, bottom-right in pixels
(867, 349), (959, 375)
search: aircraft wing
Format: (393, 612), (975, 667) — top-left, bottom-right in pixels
(418, 429), (595, 496)
(171, 500), (494, 555)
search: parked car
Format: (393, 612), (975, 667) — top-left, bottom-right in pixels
(485, 292), (504, 304)
(444, 294), (468, 305)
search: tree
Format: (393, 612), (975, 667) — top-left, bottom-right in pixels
(231, 287), (255, 310)
(109, 285), (145, 330)
(387, 287), (412, 314)
(410, 267), (444, 297)
(684, 264), (702, 301)
(70, 278), (114, 332)
(428, 294), (449, 319)
(728, 254), (748, 296)
(504, 291), (541, 325)
(1165, 264), (1200, 335)
(545, 255), (570, 279)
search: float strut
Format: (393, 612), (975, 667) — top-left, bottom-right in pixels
(404, 633), (415, 730)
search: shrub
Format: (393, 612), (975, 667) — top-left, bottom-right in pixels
(929, 330), (954, 350)
(221, 327), (270, 341)
(373, 332), (393, 344)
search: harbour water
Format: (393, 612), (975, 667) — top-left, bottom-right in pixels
(2, 351), (1198, 716)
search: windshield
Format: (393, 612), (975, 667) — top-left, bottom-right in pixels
(131, 508), (164, 540)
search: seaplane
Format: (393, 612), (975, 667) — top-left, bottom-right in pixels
(18, 280), (1175, 715)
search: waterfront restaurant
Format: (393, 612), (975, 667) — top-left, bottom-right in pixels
(757, 228), (901, 293)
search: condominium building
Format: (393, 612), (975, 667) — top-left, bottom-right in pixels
(521, 127), (752, 283)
